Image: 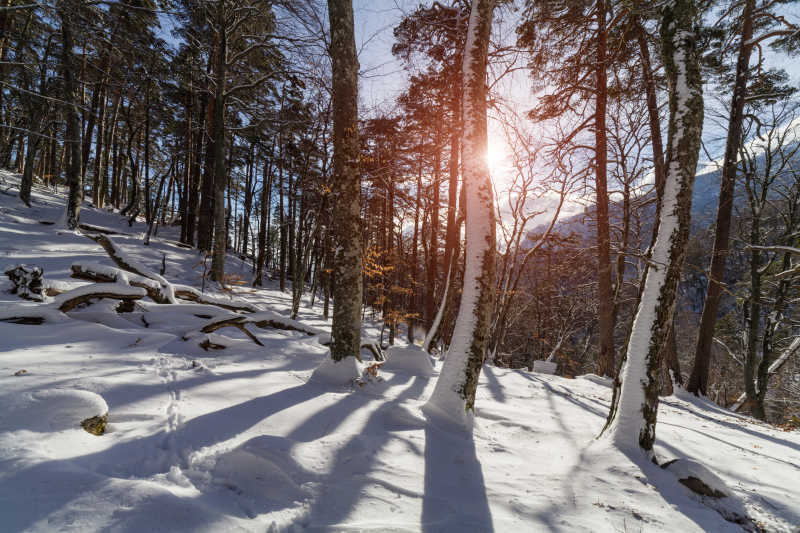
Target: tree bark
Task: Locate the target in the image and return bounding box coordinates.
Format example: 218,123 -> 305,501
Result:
424,0 -> 496,423
60,5 -> 82,230
687,0 -> 755,396
595,0 -> 615,378
210,8 -> 229,283
327,0 -> 363,361
603,0 -> 703,457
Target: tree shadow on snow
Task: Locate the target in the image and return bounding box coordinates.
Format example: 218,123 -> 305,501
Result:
300,374 -> 430,530
421,420 -> 494,532
655,438 -> 800,527
660,397 -> 800,454
481,365 -> 507,403
0,382 -> 327,532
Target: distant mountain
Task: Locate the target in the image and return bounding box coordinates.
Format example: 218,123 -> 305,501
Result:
527,141 -> 799,248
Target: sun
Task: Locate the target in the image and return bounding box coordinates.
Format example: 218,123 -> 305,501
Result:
486,140 -> 506,175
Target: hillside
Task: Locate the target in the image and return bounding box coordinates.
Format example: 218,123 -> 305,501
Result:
1,171 -> 799,532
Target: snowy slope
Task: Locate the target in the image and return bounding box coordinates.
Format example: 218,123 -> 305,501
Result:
1,171 -> 799,532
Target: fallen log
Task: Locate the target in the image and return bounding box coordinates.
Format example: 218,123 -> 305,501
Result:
78,223 -> 131,236
54,284 -> 147,312
71,263 -> 169,303
0,284 -> 146,323
173,284 -> 259,313
85,234 -> 176,303
192,316 -> 264,346
184,311 -> 322,347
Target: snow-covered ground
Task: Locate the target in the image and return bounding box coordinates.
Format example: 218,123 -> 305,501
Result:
1,171 -> 799,532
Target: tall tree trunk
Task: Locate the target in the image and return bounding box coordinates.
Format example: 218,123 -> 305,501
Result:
255,154 -> 274,285
181,84 -> 193,243
603,0 -> 703,457
424,0 -> 496,425
19,127 -> 40,206
60,6 -> 82,230
278,149 -> 287,291
408,161 -> 422,343
595,0 -> 615,378
197,91 -> 216,252
143,87 -> 152,225
187,92 -> 206,246
687,0 -> 755,396
634,15 -> 681,391
426,146 -> 441,328
327,0 -> 363,361
92,87 -> 107,207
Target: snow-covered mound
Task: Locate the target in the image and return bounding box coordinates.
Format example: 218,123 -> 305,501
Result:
2,389 -> 108,433
382,345 -> 435,376
1,170 -> 799,532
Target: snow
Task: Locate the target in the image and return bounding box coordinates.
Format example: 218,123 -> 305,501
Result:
309,354 -> 364,385
2,170 -> 800,532
662,458 -> 731,496
2,389 -> 108,433
382,346 -> 436,377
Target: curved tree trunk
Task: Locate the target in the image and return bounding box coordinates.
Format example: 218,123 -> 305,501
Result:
424,0 -> 496,426
603,0 -> 703,457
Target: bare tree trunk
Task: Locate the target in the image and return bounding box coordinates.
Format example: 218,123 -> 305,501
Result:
197,91 -> 215,252
210,14 -> 229,284
60,5 -> 82,230
255,154 -> 274,286
595,0 -> 615,379
426,146 -> 441,328
687,0 -> 755,396
328,0 -> 362,361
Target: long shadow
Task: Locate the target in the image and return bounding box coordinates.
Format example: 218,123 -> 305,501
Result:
660,397 -> 800,454
300,375 -> 430,530
421,420 -> 494,532
631,451 -> 756,532
0,382 -> 325,532
659,420 -> 800,470
655,437 -> 800,527
286,374 -> 410,444
482,365 -> 507,403
521,373 -> 607,419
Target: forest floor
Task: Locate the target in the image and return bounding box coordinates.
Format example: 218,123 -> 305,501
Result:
1,170 -> 799,532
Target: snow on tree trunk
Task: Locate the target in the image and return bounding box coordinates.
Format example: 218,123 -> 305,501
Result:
328,0 -> 362,362
603,0 -> 703,457
423,0 -> 496,429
